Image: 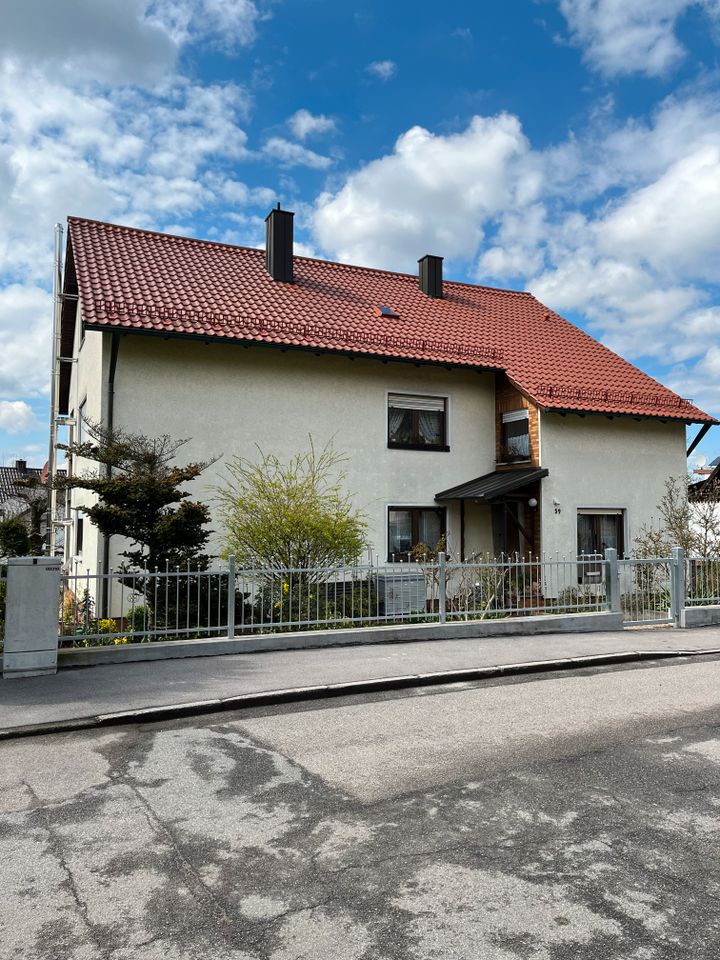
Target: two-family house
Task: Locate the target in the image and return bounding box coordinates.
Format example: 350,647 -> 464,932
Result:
55,208 -> 716,574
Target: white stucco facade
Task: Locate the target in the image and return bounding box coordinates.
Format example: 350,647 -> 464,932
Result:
539,413 -> 687,558
65,329 -> 692,573
70,333 -> 498,569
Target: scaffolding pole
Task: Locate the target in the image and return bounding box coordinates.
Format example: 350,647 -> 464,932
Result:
47,223 -> 63,557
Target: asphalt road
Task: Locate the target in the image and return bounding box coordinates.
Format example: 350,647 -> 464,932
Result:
3,657 -> 720,958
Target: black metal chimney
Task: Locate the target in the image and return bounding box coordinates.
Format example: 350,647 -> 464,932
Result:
418,254 -> 443,298
265,204 -> 294,282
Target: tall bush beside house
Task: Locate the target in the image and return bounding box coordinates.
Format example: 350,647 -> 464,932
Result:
59,419 -> 215,572
216,439 -> 368,628
634,475 -> 720,608
217,439 -> 367,569
634,476 -> 720,558
7,475 -> 50,554
58,419 -> 216,634
0,517 -> 31,558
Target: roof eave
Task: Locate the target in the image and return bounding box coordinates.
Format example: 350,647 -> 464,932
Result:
537,404 -> 717,427
81,321 -> 504,375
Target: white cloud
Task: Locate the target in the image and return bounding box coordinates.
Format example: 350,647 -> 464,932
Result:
312,95 -> 720,418
366,60 -> 397,81
262,137 -> 332,169
0,63 -> 258,282
597,145 -> 720,281
0,400 -> 40,435
557,0 -> 719,77
314,114 -> 531,271
0,285 -> 52,400
0,0 -> 276,446
287,108 -> 336,140
0,0 -> 262,87
146,0 -> 262,52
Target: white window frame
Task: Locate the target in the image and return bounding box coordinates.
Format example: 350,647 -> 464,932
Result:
385,390 -> 451,451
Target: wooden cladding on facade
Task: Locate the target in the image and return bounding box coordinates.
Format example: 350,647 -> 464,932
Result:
495,373 -> 541,468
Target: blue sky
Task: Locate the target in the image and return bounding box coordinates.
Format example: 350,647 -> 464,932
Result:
1,0 -> 719,467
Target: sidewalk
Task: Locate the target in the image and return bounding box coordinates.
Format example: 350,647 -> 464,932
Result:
3,626 -> 720,738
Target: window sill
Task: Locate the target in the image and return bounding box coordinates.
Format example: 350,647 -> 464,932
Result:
497,459 -> 533,466
388,442 -> 450,452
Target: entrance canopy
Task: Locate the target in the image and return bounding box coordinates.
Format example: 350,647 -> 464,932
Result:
435,467 -> 548,502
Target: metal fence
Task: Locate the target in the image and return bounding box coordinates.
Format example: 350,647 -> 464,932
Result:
60,563 -> 231,646
686,557 -> 720,607
60,553 -> 610,645
443,554 -> 607,620
56,549 -> 720,647
618,557 -> 675,626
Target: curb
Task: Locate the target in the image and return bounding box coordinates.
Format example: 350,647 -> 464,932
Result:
2,647 -> 719,742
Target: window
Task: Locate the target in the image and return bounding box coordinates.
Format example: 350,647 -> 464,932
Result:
388,394 -> 448,450
388,506 -> 446,562
75,517 -> 84,555
501,410 -> 530,462
577,510 -> 625,579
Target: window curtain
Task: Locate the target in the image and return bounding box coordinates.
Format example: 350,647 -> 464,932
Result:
418,411 -> 441,445
389,409 -> 408,442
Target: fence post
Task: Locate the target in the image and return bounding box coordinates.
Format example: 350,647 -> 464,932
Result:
226,555 -> 236,639
438,551 -> 446,624
604,547 -> 620,614
671,546 -> 685,627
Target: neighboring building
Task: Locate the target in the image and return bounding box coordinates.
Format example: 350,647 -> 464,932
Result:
57,210 -> 717,574
0,460 -> 42,521
693,455 -> 720,479
0,460 -> 65,555
690,461 -> 720,502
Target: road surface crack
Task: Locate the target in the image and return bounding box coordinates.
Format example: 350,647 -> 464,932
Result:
25,781 -> 113,960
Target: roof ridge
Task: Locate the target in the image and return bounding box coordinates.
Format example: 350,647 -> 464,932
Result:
67,216 -> 265,257
67,216 -> 533,298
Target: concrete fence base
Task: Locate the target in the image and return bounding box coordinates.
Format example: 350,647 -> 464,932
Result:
681,606 -> 720,628
52,611 -> 625,668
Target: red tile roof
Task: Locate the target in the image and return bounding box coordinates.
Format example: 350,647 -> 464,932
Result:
66,217 -> 715,424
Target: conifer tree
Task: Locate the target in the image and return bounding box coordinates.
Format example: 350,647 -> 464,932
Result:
59,420 -> 214,571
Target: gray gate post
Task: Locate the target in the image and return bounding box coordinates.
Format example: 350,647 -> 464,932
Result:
438,551 -> 447,624
3,557 -> 62,679
226,555 -> 236,640
604,547 -> 620,614
670,546 -> 685,627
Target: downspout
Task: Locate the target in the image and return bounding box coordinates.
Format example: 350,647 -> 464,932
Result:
101,333 -> 120,616
47,223 -> 63,556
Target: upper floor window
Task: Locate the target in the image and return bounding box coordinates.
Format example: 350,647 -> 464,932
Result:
388,393 -> 448,451
501,409 -> 529,462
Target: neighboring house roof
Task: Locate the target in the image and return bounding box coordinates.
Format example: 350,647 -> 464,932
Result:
690,461 -> 720,500
64,217 -> 716,424
0,462 -> 42,507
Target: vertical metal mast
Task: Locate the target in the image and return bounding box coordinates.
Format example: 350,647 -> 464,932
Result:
47,222 -> 63,557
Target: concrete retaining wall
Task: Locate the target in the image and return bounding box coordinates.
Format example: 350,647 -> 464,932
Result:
54,611 -> 625,668
681,605 -> 720,628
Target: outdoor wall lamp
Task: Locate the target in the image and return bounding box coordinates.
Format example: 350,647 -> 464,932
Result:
528,497 -> 538,509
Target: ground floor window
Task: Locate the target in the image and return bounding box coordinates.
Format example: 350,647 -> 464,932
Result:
388,506 -> 446,562
577,510 -> 625,579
